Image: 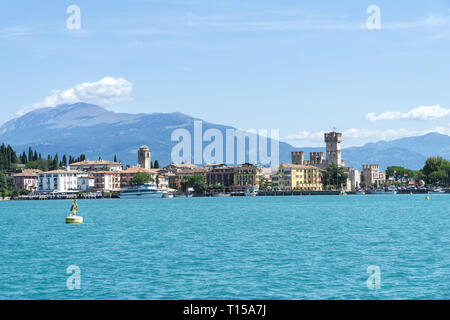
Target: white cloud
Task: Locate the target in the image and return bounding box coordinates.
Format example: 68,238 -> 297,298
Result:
385,15 -> 449,30
285,130 -> 325,141
366,105 -> 450,121
17,77 -> 133,116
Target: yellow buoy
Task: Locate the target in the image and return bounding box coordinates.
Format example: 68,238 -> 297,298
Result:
426,195 -> 430,200
66,199 -> 83,224
66,215 -> 83,223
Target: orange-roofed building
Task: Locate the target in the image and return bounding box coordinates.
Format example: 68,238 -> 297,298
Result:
120,166 -> 158,187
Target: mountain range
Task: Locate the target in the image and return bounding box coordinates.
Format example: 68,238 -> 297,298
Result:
0,103 -> 448,170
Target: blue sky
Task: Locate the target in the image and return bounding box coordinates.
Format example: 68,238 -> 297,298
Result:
1,0 -> 450,147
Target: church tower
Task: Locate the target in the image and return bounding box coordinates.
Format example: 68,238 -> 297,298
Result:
138,145 -> 151,169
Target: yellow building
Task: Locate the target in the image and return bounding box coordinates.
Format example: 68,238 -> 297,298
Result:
233,163 -> 261,186
277,164 -> 323,191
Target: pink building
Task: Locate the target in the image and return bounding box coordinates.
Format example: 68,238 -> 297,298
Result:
14,169 -> 42,191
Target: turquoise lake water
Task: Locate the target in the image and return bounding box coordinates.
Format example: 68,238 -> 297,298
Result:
1,194 -> 449,300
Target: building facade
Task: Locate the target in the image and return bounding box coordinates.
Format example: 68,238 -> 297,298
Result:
347,167 -> 361,191
138,145 -> 151,169
361,164 -> 386,188
162,163 -> 207,189
233,163 -> 261,186
77,175 -> 95,192
69,160 -> 122,172
276,164 -> 323,191
120,166 -> 158,187
14,169 -> 41,191
37,170 -> 81,193
206,165 -> 234,187
91,171 -> 121,192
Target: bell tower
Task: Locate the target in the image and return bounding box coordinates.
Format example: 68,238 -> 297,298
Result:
138,145 -> 151,169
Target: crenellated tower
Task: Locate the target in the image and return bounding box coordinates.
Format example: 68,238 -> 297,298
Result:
324,131 -> 342,166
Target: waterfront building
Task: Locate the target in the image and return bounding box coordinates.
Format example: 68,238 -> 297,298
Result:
347,167 -> 361,191
361,164 -> 386,188
77,175 -> 95,192
154,172 -> 170,190
206,165 -> 234,187
276,164 -> 323,191
68,160 -> 122,172
233,163 -> 261,186
163,163 -> 207,189
120,166 -> 158,187
138,145 -> 151,169
91,171 -> 121,192
13,169 -> 42,191
37,170 -> 81,193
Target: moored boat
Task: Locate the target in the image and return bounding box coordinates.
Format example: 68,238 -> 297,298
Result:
119,183 -> 163,198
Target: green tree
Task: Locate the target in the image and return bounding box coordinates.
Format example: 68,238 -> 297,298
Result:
52,154 -> 59,170
187,175 -> 207,194
28,147 -> 33,162
114,154 -> 117,162
428,170 -> 448,186
153,160 -> 159,169
422,157 -> 450,185
131,173 -> 154,185
322,164 -> 348,190
21,152 -> 27,164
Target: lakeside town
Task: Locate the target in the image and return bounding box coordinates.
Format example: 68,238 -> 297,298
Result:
0,130 -> 449,200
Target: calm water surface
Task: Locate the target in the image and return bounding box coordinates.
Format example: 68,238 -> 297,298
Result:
1,195 -> 449,299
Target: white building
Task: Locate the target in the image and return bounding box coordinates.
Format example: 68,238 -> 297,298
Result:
37,170 -> 81,193
68,160 -> 122,172
348,168 -> 361,191
77,175 -> 95,192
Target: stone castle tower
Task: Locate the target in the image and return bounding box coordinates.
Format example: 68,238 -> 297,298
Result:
324,131 -> 342,166
138,145 -> 151,169
291,151 -> 304,165
309,152 -> 324,165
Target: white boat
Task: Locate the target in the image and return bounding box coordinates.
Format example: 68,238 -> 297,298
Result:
120,183 -> 163,198
387,186 -> 398,194
356,190 -> 365,195
161,191 -> 173,198
432,187 -> 445,193
372,188 -> 386,194
245,186 -> 258,197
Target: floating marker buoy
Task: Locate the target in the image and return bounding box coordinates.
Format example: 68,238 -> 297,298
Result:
66,215 -> 83,223
66,199 -> 83,224
425,195 -> 430,200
